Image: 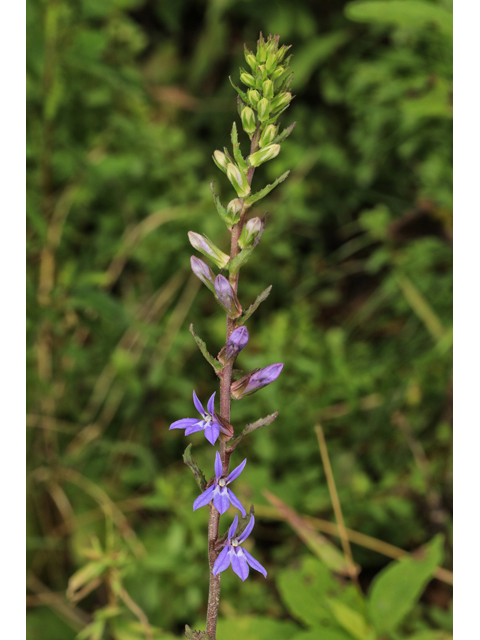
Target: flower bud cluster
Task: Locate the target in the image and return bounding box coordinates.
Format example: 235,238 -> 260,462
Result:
239,33 -> 294,146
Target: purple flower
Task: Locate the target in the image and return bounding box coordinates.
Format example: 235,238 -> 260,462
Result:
212,514 -> 267,581
169,391 -> 221,445
230,363 -> 284,399
214,275 -> 242,319
225,326 -> 249,363
193,451 -> 247,516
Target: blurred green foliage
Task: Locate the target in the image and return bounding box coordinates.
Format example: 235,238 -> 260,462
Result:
26,0 -> 452,638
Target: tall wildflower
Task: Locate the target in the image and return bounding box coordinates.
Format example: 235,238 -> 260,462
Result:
169,33 -> 295,640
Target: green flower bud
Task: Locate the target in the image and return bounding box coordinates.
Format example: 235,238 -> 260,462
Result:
248,89 -> 260,107
258,65 -> 268,81
188,232 -> 230,269
265,53 -> 277,74
227,199 -> 243,224
257,98 -> 270,122
270,92 -> 292,112
259,124 -> 277,148
256,37 -> 267,63
213,150 -> 229,173
240,72 -> 256,88
272,66 -> 285,81
241,107 -> 256,136
255,75 -> 264,91
262,80 -> 274,100
245,53 -> 257,71
239,217 -> 262,249
226,163 -> 251,198
248,144 -> 281,168
276,45 -> 289,63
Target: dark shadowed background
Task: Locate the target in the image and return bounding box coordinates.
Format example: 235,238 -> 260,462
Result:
26,0 -> 452,638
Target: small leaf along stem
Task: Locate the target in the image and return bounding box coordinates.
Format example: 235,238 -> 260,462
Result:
205,127 -> 260,640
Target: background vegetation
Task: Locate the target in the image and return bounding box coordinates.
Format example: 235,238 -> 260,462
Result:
26,0 -> 452,638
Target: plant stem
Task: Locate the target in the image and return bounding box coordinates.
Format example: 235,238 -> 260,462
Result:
205,130 -> 260,639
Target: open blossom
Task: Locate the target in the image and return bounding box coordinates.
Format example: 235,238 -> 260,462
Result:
213,514 -> 267,581
193,452 -> 246,516
169,391 -> 221,445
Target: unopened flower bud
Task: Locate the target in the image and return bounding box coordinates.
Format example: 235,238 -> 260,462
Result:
272,66 -> 285,81
226,163 -> 251,198
231,363 -> 284,399
248,144 -> 281,168
276,45 -> 289,63
241,107 -> 256,136
248,89 -> 260,107
265,53 -> 277,74
262,80 -> 274,100
226,199 -> 243,223
213,150 -> 229,172
245,53 -> 257,71
257,98 -> 270,122
190,256 -> 215,293
256,38 -> 267,63
188,232 -> 230,269
240,72 -> 256,88
259,124 -> 277,148
239,217 -> 262,249
270,92 -> 292,112
225,326 -> 249,363
214,275 -> 242,319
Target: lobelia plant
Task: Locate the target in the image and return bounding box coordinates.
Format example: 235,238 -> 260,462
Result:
170,33 -> 296,640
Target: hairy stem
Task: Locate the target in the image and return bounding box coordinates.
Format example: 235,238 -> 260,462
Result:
205,130 -> 260,639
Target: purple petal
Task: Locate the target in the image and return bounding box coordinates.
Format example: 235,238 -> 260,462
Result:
237,514 -> 255,543
204,423 -> 220,446
184,422 -> 205,435
243,549 -> 267,578
226,458 -> 247,484
169,418 -> 199,430
231,548 -> 249,581
192,390 -> 205,416
193,485 -> 215,511
212,547 -> 231,576
228,514 -> 239,539
227,489 -> 246,517
207,392 -> 216,416
214,451 -> 223,479
213,487 -> 230,515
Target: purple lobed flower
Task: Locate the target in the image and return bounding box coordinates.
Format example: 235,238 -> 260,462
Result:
212,514 -> 267,581
193,451 -> 247,517
169,391 -> 221,445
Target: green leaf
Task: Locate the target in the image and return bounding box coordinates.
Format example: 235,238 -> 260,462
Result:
227,411 -> 278,450
292,632 -> 352,640
327,599 -> 372,640
228,246 -> 254,277
345,1 -> 452,38
367,534 -> 444,635
182,444 -> 207,491
189,324 -> 222,373
230,122 -> 248,172
272,121 -> 296,146
277,556 -> 341,628
407,633 -> 453,640
215,615 -> 298,640
237,285 -> 272,325
210,182 -> 233,228
229,76 -> 250,103
184,625 -> 212,640
244,170 -> 290,206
